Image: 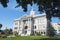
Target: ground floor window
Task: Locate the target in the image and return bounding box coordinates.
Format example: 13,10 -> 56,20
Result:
41,32 -> 43,34
25,31 -> 27,34
44,32 -> 45,34
41,32 -> 46,35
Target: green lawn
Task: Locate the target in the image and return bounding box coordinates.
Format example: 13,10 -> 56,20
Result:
0,36 -> 60,40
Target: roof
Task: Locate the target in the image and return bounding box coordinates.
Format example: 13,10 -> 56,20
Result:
14,13 -> 46,21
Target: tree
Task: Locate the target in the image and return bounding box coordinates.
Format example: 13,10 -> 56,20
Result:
0,0 -> 9,8
4,27 -> 13,35
0,24 -> 2,30
4,27 -> 9,34
46,20 -> 56,37
8,28 -> 13,34
0,0 -> 60,36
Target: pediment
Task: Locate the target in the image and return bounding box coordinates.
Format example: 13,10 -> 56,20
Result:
22,14 -> 28,18
20,14 -> 30,20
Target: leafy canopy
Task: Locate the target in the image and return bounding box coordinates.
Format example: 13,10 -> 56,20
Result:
0,0 -> 60,18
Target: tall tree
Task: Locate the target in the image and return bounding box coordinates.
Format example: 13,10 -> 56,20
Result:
0,24 -> 2,30
46,20 -> 56,37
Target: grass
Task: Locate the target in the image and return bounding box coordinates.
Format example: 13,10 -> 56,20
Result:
0,36 -> 60,40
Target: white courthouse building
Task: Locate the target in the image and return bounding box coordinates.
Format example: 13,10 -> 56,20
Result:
13,9 -> 60,36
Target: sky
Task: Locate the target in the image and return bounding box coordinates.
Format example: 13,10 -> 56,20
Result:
0,0 -> 59,30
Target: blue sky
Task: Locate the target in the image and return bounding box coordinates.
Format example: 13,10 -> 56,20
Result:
0,0 -> 59,30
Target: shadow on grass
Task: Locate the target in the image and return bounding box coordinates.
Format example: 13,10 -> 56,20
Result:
34,38 -> 60,40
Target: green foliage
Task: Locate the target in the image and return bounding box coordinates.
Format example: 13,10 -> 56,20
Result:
0,0 -> 9,7
4,28 -> 13,35
0,24 -> 2,30
46,20 -> 56,37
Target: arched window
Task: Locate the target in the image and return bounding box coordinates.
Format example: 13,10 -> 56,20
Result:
41,32 -> 43,34
44,32 -> 45,34
25,31 -> 27,34
25,26 -> 28,29
35,26 -> 36,29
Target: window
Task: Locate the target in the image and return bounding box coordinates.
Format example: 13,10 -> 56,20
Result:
38,18 -> 41,23
41,32 -> 43,34
25,26 -> 28,29
44,32 -> 45,34
14,27 -> 18,29
15,23 -> 18,25
35,26 -> 36,29
25,31 -> 27,34
35,31 -> 37,34
23,20 -> 26,24
23,20 -> 28,24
